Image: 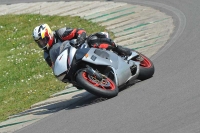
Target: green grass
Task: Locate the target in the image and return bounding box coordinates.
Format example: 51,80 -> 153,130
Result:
0,14 -> 113,122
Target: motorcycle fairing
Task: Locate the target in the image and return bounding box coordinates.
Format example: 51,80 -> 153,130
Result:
82,48 -> 132,86
53,49 -> 68,80
52,41 -> 77,80
75,48 -> 90,60
82,48 -> 118,69
68,46 -> 77,65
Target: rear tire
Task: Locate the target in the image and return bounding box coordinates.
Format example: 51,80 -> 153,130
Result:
137,54 -> 155,80
76,69 -> 119,98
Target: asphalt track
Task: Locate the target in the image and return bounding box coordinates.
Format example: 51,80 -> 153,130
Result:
1,0 -> 200,133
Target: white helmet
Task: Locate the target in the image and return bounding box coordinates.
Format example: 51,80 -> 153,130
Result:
33,24 -> 54,50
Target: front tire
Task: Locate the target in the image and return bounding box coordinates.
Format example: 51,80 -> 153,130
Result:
76,69 -> 119,98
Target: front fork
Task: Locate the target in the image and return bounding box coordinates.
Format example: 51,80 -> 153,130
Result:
85,65 -> 103,81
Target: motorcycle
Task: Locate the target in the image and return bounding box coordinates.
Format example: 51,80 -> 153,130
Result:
51,39 -> 154,98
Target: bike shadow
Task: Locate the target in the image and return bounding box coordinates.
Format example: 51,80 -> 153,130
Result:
5,86 -> 134,130
9,91 -> 94,118
65,93 -> 108,110
10,83 -> 136,119
65,82 -> 138,110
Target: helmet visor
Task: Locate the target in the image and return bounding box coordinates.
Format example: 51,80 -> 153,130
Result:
36,37 -> 48,49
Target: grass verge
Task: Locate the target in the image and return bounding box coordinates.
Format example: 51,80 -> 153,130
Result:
0,14 -> 113,122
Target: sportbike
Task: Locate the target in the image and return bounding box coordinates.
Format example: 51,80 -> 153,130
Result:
52,39 -> 154,98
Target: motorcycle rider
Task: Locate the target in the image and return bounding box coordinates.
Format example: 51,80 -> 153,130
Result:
32,23 -> 132,67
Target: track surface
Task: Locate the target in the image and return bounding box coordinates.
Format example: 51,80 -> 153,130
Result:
1,0 -> 200,133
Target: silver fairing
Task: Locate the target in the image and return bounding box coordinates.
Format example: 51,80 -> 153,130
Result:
53,49 -> 68,77
53,44 -> 77,81
82,48 -> 138,86
82,48 -> 118,68
68,46 -> 77,66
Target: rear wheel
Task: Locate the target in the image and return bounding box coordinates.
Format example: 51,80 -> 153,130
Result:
76,69 -> 119,98
135,53 -> 155,80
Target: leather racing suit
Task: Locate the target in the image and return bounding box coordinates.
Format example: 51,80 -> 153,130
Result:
44,27 -> 86,67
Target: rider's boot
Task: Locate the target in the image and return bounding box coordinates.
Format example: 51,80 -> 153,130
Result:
112,43 -> 132,57
112,42 -> 137,73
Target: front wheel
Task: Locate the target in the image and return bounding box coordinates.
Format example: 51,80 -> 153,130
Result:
76,69 -> 119,98
136,53 -> 155,80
